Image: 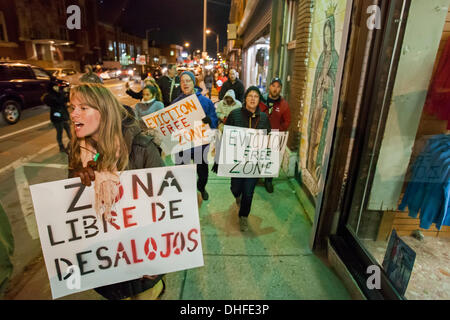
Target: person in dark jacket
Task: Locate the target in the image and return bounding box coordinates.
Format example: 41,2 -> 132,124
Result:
223,86 -> 271,232
67,83 -> 165,300
172,71 -> 218,201
157,64 -> 181,106
204,69 -> 214,99
43,81 -> 72,153
260,77 -> 291,193
219,69 -> 245,103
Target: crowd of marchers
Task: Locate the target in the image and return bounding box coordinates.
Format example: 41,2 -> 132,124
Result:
40,62 -> 291,300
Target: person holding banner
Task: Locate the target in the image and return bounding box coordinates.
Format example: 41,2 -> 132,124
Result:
67,83 -> 166,300
260,77 -> 292,193
173,71 -> 218,201
223,86 -> 271,232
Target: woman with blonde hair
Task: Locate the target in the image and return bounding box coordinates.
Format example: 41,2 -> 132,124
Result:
68,83 -> 165,300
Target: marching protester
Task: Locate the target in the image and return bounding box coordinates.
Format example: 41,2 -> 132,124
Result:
216,89 -> 242,132
219,69 -> 245,103
79,65 -> 103,84
219,86 -> 271,232
173,71 -> 218,201
133,85 -> 165,154
204,69 -> 214,99
134,85 -> 164,125
67,83 -> 166,300
42,80 -> 72,153
215,70 -> 228,95
260,77 -> 291,193
157,64 -> 181,106
195,67 -> 208,96
125,77 -> 163,103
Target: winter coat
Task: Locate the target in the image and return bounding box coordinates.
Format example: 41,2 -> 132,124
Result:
219,78 -> 245,103
134,99 -> 164,119
225,104 -> 271,132
260,93 -> 292,131
157,75 -> 181,107
216,89 -> 242,122
43,90 -> 70,123
173,88 -> 218,129
204,73 -> 214,89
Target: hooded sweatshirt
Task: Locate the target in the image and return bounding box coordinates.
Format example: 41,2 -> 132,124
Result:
216,89 -> 242,122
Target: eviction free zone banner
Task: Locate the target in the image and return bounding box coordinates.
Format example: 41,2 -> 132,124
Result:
29,164 -> 203,299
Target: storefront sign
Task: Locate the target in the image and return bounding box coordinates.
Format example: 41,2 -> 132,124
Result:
141,95 -> 213,155
136,55 -> 146,65
30,165 -> 203,299
217,125 -> 288,178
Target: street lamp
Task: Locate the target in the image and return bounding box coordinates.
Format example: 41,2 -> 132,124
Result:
206,29 -> 219,56
184,42 -> 190,48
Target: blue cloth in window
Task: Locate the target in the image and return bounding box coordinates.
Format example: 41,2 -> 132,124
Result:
399,134 -> 450,230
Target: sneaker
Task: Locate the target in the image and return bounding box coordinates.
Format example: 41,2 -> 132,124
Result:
235,196 -> 241,207
59,146 -> 66,153
239,216 -> 248,232
200,190 -> 209,201
264,180 -> 274,193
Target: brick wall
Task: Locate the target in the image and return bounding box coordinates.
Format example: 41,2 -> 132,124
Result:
287,0 -> 313,152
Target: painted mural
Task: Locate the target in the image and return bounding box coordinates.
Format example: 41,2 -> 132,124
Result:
300,0 -> 348,198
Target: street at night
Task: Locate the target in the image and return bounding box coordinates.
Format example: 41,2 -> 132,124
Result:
0,0 -> 449,308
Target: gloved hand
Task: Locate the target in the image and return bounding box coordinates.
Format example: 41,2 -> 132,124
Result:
211,162 -> 218,173
73,160 -> 97,186
202,116 -> 212,126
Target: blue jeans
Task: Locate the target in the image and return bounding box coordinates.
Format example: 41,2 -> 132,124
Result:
230,178 -> 259,217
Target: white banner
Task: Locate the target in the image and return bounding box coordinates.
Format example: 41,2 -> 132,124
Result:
217,125 -> 289,178
30,165 -> 203,299
141,95 -> 213,155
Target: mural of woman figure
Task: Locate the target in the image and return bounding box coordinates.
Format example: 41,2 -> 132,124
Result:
306,11 -> 339,182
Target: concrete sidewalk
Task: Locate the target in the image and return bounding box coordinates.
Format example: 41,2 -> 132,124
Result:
4,152 -> 351,300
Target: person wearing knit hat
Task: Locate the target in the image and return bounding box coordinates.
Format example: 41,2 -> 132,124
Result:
217,85 -> 271,232
172,70 -> 218,201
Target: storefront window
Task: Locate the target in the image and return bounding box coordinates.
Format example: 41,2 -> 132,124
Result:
344,1 -> 450,300
243,35 -> 270,91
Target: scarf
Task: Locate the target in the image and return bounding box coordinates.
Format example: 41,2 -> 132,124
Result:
80,139 -> 120,222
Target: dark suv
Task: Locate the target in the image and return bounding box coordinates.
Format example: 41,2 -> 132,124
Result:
0,63 -> 69,124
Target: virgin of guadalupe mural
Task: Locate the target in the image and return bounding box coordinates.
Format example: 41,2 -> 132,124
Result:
306,4 -> 340,182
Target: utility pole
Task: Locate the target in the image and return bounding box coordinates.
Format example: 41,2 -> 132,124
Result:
203,0 -> 207,58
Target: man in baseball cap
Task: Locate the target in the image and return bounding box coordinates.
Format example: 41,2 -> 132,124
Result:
260,77 -> 291,193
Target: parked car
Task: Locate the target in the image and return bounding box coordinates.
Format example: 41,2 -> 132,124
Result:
0,63 -> 69,124
44,67 -> 81,85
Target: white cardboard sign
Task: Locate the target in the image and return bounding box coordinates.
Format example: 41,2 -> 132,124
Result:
30,164 -> 203,299
217,125 -> 289,178
141,95 -> 213,155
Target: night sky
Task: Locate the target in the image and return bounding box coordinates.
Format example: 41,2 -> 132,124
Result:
97,0 -> 231,58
